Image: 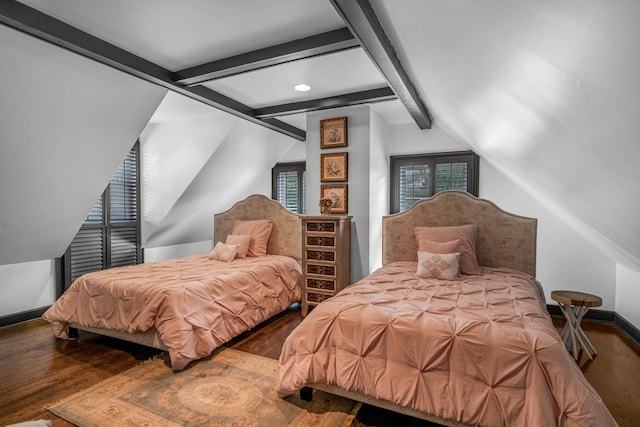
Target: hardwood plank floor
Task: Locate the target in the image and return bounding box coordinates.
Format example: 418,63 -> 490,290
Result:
0,306 -> 638,426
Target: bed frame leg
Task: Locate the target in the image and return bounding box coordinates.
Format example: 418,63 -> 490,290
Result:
68,327 -> 79,340
300,387 -> 313,401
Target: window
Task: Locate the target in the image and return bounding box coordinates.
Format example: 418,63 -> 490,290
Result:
390,151 -> 479,213
272,162 -> 306,214
59,142 -> 141,294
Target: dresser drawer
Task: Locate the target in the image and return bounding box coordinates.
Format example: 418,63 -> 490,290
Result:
306,277 -> 336,291
306,235 -> 335,247
306,249 -> 335,262
305,221 -> 336,233
306,263 -> 335,276
306,292 -> 333,304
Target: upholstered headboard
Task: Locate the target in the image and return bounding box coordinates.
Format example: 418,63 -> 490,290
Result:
214,194 -> 303,264
382,191 -> 537,276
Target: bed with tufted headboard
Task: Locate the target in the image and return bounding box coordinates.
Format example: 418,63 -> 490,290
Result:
277,191 -> 616,427
43,194 -> 303,370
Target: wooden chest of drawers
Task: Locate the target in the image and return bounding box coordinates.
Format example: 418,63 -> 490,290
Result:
301,216 -> 351,316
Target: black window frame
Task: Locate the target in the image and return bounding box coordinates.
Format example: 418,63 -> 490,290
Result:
390,151 -> 479,213
272,161 -> 306,214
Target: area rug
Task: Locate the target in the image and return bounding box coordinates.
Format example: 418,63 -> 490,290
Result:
47,347 -> 360,427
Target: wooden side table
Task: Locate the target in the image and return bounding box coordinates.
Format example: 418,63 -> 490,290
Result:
551,290 -> 602,360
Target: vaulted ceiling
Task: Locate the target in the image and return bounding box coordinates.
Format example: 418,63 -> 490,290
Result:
1,0 -> 639,271
1,0 -> 429,140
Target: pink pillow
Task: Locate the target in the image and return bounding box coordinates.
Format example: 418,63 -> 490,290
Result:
414,225 -> 480,275
226,234 -> 251,258
232,220 -> 273,257
209,242 -> 238,262
416,251 -> 460,280
419,239 -> 460,255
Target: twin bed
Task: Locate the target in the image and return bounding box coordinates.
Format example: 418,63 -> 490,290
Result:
277,191 -> 617,427
43,192 -> 616,426
43,194 -> 303,370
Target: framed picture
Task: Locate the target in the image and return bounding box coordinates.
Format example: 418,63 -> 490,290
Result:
320,184 -> 348,214
320,152 -> 348,182
320,117 -> 348,148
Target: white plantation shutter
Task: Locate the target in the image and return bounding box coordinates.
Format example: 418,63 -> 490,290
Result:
62,142 -> 141,291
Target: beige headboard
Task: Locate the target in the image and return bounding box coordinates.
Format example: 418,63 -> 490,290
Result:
382,191 -> 537,277
214,194 -> 302,264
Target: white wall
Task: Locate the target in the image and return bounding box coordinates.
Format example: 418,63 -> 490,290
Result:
616,265 -> 640,329
481,165 -> 617,308
368,110 -> 390,270
0,261 -> 55,315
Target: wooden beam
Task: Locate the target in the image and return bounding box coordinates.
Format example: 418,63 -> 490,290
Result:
255,87 -> 396,119
330,0 -> 432,129
174,28 -> 360,86
0,1 -> 306,140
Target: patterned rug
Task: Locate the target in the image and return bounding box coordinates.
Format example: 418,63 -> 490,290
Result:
47,347 -> 360,427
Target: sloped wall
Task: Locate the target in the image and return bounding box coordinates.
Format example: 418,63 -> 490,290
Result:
141,117 -> 299,249
0,25 -> 166,266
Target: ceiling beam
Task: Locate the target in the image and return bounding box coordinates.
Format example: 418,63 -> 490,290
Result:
255,87 -> 396,119
174,28 -> 360,86
330,0 -> 432,129
0,1 -> 306,140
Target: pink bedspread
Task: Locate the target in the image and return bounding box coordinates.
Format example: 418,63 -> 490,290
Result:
44,254 -> 301,370
277,262 -> 617,427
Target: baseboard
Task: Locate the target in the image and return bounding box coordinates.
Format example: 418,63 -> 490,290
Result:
613,312 -> 640,346
0,306 -> 49,328
546,304 -> 614,322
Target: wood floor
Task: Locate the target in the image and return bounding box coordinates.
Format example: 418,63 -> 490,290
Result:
1,306 -> 639,426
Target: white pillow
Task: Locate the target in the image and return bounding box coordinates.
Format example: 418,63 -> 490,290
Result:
416,251 -> 460,280
209,242 -> 238,262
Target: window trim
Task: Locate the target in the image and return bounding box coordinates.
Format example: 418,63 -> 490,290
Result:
390,150 -> 479,213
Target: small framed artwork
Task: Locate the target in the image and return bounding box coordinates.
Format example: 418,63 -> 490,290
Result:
320,184 -> 348,214
320,152 -> 348,182
320,117 -> 348,149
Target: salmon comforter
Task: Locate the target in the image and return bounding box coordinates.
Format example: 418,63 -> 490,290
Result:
277,262 -> 617,427
44,254 -> 301,370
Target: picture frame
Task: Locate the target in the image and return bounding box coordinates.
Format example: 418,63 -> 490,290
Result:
320,117 -> 348,149
320,152 -> 348,182
320,184 -> 348,214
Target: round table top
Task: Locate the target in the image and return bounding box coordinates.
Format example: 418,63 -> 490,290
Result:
551,290 -> 602,307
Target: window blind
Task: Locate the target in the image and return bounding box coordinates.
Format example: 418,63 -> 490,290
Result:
391,151 -> 479,213
61,142 -> 141,293
272,162 -> 306,214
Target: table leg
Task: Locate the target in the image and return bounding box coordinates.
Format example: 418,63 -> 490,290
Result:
558,303 -> 579,360
558,303 -> 598,360
573,306 -> 597,358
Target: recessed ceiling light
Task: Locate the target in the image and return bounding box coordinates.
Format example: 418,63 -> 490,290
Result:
294,83 -> 311,92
